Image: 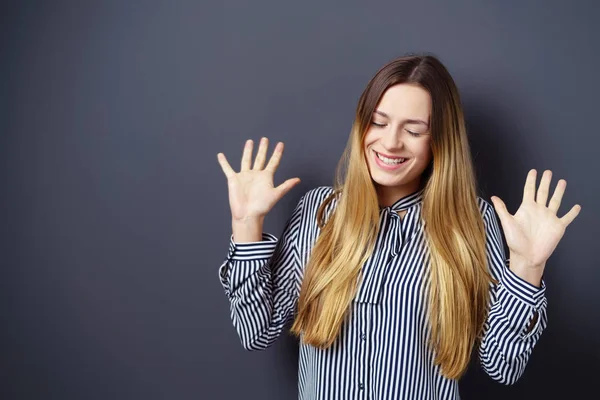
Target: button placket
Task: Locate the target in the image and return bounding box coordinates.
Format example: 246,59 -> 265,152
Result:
364,306 -> 376,399
355,303 -> 373,399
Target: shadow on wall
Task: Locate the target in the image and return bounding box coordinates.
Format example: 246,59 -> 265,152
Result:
460,93 -> 598,399
461,324 -> 597,399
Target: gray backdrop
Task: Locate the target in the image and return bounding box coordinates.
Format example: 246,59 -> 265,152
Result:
2,0 -> 599,399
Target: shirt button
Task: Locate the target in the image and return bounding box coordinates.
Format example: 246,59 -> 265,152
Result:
358,383 -> 364,390
361,333 -> 366,341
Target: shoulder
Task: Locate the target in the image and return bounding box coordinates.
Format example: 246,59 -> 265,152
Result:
476,195 -> 494,217
298,186 -> 337,220
476,195 -> 502,234
301,186 -> 336,205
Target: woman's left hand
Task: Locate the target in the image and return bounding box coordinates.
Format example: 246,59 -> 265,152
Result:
490,169 -> 581,272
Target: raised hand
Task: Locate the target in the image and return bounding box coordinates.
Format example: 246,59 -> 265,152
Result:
217,137 -> 301,222
490,169 -> 582,274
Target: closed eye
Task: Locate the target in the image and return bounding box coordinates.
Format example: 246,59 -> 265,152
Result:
371,121 -> 424,137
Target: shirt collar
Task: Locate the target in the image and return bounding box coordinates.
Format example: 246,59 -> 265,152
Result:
380,187 -> 425,213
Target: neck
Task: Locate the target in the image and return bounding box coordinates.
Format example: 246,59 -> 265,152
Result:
376,180 -> 421,208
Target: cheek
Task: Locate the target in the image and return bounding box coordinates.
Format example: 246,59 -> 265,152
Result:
362,134 -> 370,155
363,129 -> 376,148
417,140 -> 432,161
421,147 -> 432,162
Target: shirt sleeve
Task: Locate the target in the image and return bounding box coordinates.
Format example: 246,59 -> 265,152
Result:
477,200 -> 548,385
218,193 -> 305,351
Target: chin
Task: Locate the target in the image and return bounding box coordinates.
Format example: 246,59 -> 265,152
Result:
374,178 -> 407,188
370,172 -> 404,185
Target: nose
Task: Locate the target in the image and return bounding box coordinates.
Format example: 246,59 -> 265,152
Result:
380,126 -> 405,151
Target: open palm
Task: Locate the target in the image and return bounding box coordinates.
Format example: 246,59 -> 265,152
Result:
217,138 -> 301,221
491,169 -> 581,268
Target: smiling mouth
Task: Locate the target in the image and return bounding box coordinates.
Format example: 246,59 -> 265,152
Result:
374,150 -> 409,165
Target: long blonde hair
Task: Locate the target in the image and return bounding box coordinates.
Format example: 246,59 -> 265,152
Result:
290,54 -> 495,380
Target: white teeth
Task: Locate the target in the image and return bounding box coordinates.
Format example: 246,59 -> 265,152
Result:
376,151 -> 405,164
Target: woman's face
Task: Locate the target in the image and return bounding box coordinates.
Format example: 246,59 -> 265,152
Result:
363,83 -> 433,203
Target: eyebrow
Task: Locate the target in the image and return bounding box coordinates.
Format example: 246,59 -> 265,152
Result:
373,110 -> 429,127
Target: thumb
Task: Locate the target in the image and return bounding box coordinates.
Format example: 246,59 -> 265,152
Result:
490,196 -> 510,227
275,177 -> 301,198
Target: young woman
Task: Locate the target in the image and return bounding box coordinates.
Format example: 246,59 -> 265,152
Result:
216,54 -> 581,399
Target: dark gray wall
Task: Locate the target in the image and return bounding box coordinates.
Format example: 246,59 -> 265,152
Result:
2,0 -> 599,399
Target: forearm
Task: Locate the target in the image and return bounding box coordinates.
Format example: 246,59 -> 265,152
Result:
479,308 -> 547,385
219,234 -> 293,350
508,253 -> 545,332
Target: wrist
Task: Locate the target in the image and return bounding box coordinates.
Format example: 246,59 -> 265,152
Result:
232,215 -> 265,225
509,253 -> 545,288
232,216 -> 265,243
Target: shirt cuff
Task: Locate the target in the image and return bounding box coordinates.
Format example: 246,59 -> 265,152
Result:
500,260 -> 546,310
218,233 -> 279,293
227,232 -> 279,261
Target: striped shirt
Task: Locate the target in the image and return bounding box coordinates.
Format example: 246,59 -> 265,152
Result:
218,186 -> 548,399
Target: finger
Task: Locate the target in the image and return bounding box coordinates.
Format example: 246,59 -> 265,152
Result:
491,196 -> 511,229
265,142 -> 284,172
560,204 -> 582,227
548,179 -> 566,213
253,137 -> 269,170
523,169 -> 537,203
275,177 -> 301,197
536,170 -> 552,207
217,153 -> 236,179
241,139 -> 254,171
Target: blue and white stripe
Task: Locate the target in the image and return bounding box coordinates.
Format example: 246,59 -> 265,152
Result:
219,186 -> 548,399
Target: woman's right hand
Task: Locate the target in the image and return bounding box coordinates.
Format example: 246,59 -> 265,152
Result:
217,137 -> 301,222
